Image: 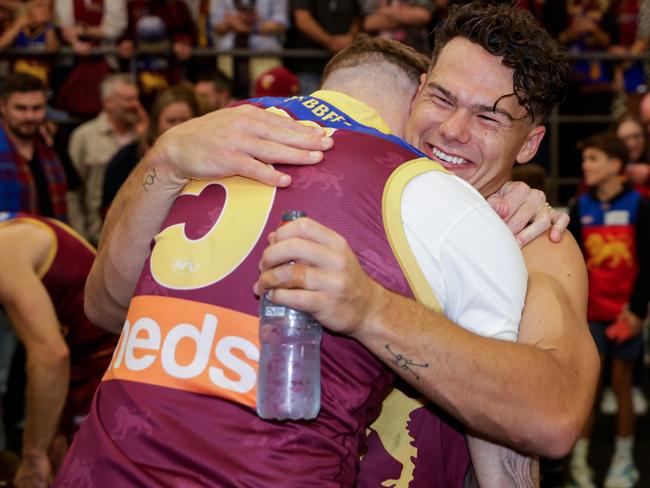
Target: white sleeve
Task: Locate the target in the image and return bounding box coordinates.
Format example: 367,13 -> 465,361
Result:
210,0 -> 227,27
54,0 -> 74,27
401,171 -> 527,342
270,0 -> 289,27
101,0 -> 127,41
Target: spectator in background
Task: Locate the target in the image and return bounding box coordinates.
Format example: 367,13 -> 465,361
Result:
621,0 -> 650,99
54,0 -> 127,118
556,0 -> 620,187
286,0 -> 361,95
253,65 -> 299,98
102,85 -> 199,211
615,113 -> 650,195
516,0 -> 562,35
558,0 -> 620,115
361,0 -> 432,55
118,0 -> 195,109
568,132 -> 650,488
0,213 -> 118,488
194,69 -> 232,113
0,72 -> 66,221
638,89 -> 650,132
609,0 -> 646,116
0,0 -> 59,88
183,0 -> 216,78
211,0 -> 288,99
0,1 -> 22,31
184,0 -> 216,44
67,74 -> 144,245
55,0 -> 126,54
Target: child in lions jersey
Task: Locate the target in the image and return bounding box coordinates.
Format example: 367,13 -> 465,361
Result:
568,132 -> 650,488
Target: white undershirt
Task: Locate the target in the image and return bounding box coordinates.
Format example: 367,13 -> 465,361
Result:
401,171 -> 527,342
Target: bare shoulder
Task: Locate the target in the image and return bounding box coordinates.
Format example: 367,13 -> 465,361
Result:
521,231 -> 587,290
0,221 -> 53,269
519,231 -> 589,343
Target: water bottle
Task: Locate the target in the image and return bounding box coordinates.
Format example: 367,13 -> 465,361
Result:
256,211 -> 323,420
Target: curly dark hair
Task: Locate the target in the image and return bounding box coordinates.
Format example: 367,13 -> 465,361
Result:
432,2 -> 571,123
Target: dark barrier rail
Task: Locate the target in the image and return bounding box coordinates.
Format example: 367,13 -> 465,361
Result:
2,47 -> 649,204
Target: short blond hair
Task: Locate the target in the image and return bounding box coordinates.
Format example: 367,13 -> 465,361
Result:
321,34 -> 429,87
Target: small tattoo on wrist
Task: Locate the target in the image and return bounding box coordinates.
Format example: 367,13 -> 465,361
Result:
385,344 -> 429,380
142,168 -> 157,191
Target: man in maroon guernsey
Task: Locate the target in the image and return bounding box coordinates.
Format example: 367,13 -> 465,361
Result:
0,213 -> 117,487
50,33 -> 553,486
59,6 -> 598,488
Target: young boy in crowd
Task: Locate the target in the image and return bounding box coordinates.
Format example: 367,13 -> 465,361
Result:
569,132 -> 650,488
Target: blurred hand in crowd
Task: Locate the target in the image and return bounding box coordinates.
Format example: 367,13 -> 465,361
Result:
626,162 -> 650,185
117,39 -> 135,58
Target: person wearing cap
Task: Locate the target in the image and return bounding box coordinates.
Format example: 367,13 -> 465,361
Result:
254,66 -> 300,98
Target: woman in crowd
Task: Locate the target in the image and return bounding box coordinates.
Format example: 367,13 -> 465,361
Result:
615,114 -> 650,196
101,85 -> 199,212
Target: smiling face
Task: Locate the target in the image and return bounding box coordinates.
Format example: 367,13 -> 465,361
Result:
0,91 -> 46,141
405,37 -> 546,196
105,82 -> 141,128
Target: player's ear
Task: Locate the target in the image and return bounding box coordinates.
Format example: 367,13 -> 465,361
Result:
516,125 -> 546,164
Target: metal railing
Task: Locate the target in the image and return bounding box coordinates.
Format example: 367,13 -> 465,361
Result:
3,46 -> 648,204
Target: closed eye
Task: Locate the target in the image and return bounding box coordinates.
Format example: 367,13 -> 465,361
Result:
433,95 -> 453,107
477,112 -> 511,127
478,114 -> 499,123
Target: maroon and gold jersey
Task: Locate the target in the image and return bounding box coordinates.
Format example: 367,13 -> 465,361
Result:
0,214 -> 117,436
55,92 -> 469,487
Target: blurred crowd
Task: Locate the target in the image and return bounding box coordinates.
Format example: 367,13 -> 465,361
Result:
0,1 -> 649,203
0,1 -> 649,488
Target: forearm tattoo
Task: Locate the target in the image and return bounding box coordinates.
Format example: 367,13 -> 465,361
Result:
385,344 -> 429,381
501,452 -> 539,487
142,168 -> 157,191
464,449 -> 540,487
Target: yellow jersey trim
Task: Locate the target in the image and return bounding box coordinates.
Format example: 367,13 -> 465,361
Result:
310,90 -> 392,134
382,159 -> 451,312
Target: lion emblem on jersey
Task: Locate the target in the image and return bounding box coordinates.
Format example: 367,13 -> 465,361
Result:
292,167 -> 343,196
110,406 -> 153,440
56,458 -> 93,488
585,233 -> 633,269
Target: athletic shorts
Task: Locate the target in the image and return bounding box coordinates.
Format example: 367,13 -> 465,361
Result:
589,321 -> 644,361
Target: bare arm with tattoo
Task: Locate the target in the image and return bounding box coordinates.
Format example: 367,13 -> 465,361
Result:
85,106 -> 333,332
255,217 -> 598,457
464,439 -> 540,487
